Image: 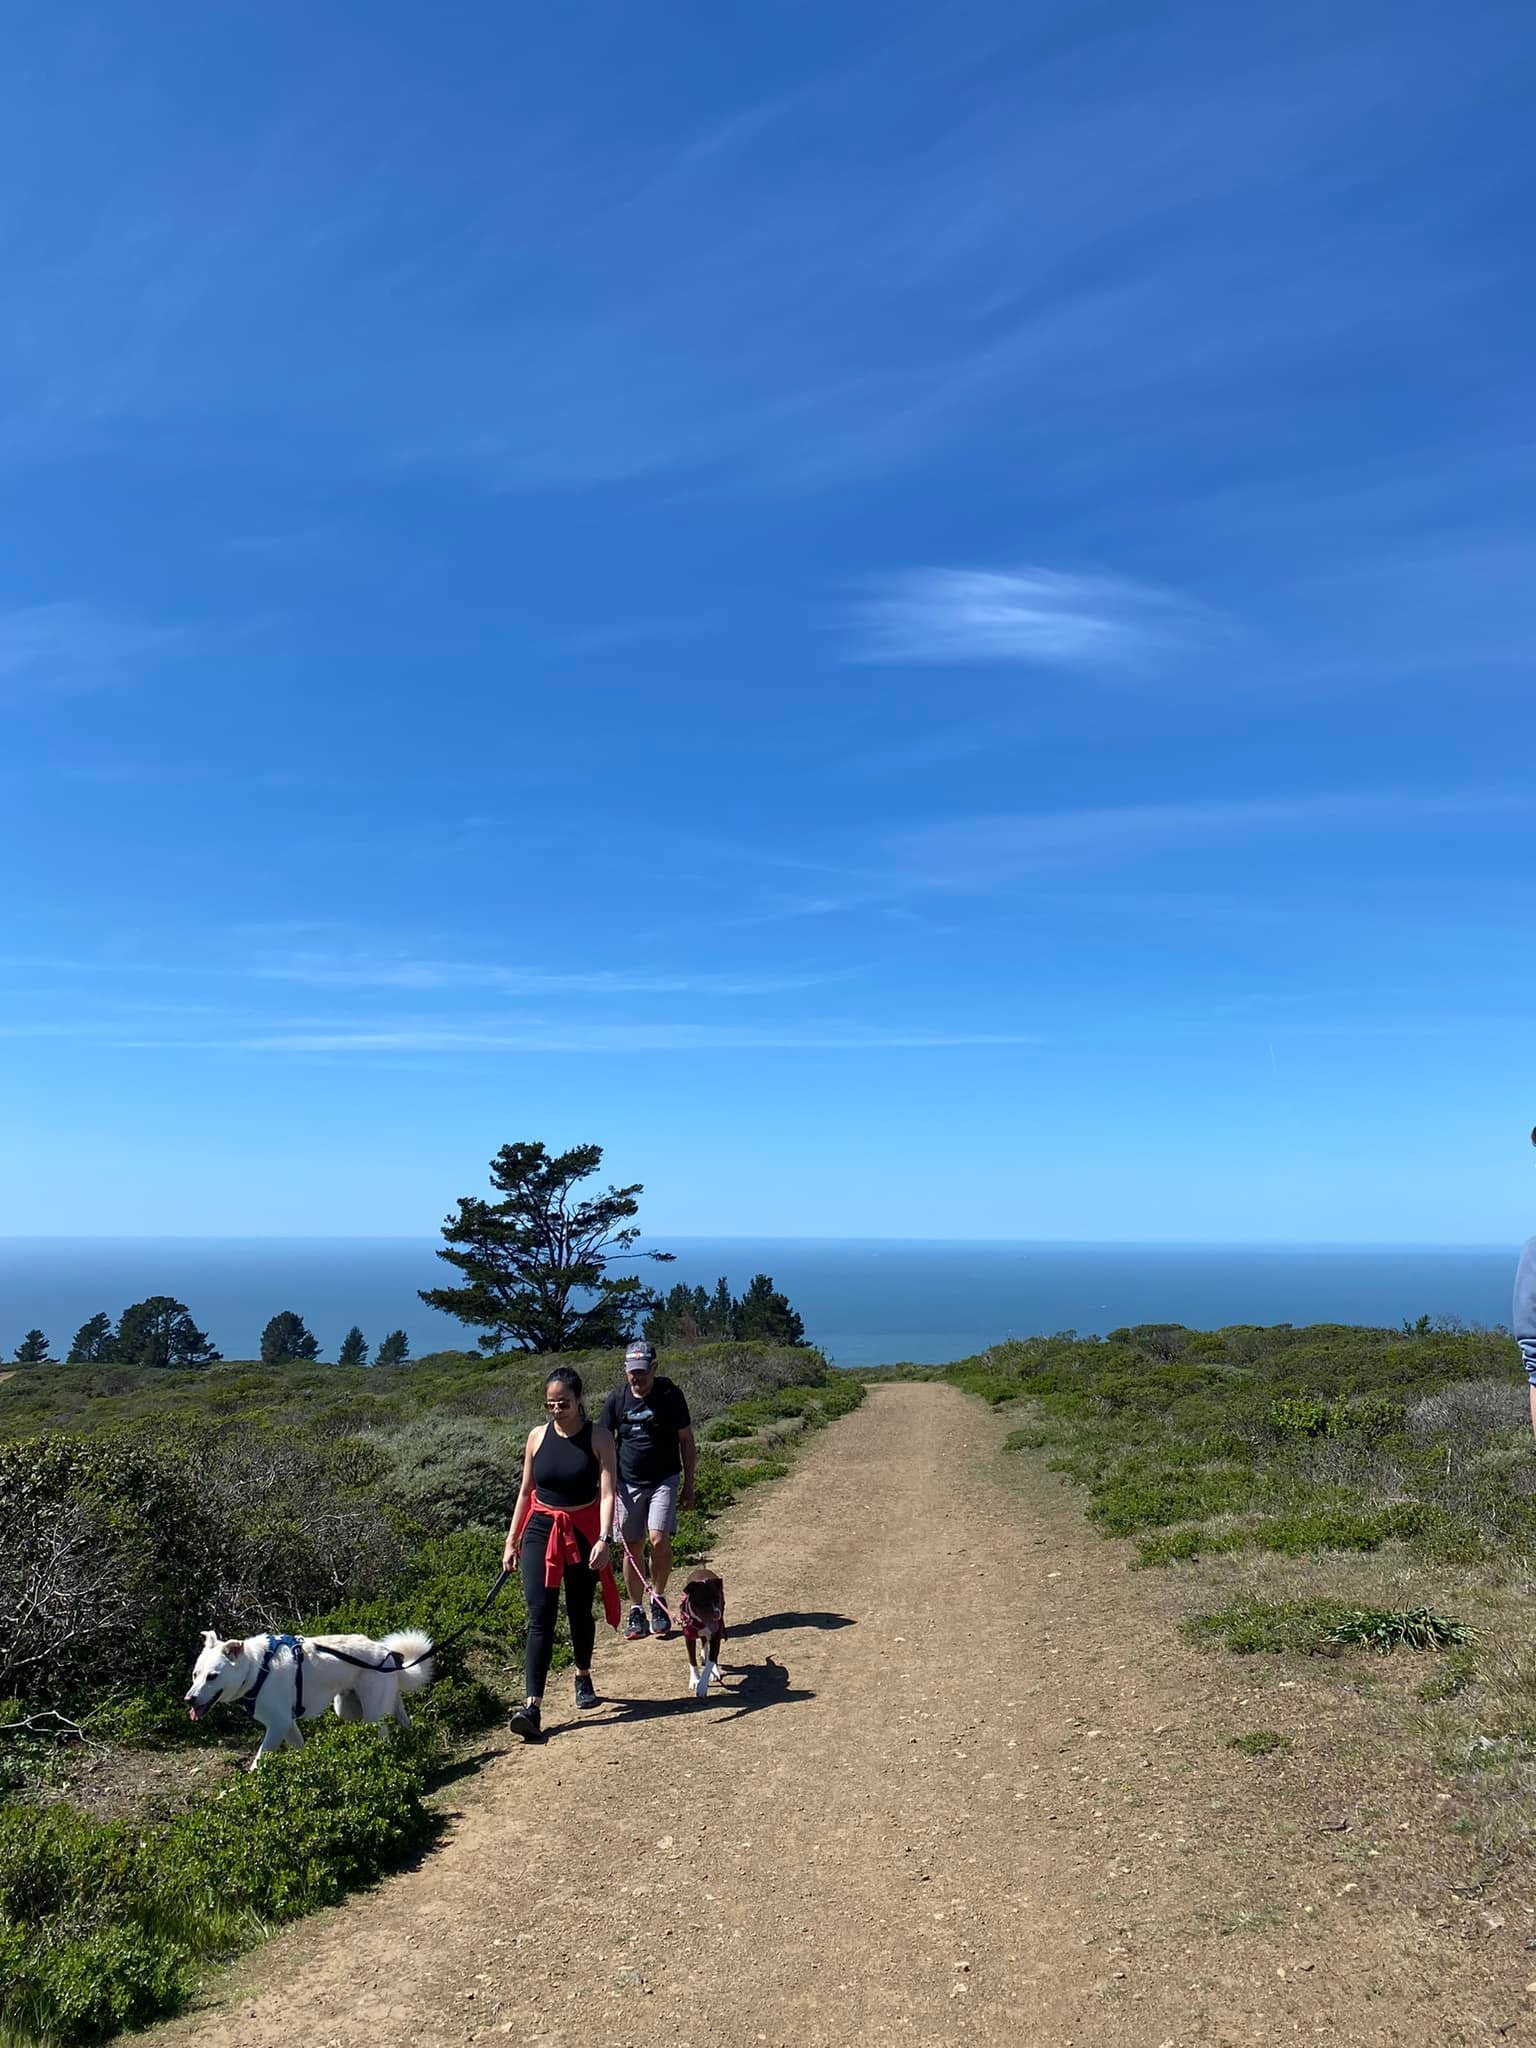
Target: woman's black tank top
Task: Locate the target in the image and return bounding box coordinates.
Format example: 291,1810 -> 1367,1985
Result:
531,1417 -> 600,1508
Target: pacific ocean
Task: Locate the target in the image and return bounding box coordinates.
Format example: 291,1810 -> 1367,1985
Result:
0,1237 -> 1521,1368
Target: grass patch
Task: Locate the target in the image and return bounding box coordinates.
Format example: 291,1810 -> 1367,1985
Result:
1184,1597 -> 1359,1655
1227,1730 -> 1293,1757
1185,1595 -> 1472,1657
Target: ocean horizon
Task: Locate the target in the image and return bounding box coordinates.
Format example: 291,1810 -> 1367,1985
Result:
0,1236 -> 1522,1369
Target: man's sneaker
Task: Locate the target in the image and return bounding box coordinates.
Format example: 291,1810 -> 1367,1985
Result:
508,1701 -> 542,1743
624,1605 -> 650,1641
650,1596 -> 672,1638
574,1674 -> 599,1710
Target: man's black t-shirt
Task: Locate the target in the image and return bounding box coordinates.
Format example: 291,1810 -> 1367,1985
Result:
599,1376 -> 692,1486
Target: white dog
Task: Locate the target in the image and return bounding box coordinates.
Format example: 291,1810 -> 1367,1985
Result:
183,1626 -> 434,1769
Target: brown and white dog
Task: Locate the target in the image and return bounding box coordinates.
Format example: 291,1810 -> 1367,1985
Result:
679,1568 -> 725,1700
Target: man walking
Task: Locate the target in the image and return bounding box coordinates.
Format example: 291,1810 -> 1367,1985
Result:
601,1340 -> 696,1639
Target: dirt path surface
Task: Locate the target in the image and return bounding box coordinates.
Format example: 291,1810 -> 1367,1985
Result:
157,1386 -> 1528,2048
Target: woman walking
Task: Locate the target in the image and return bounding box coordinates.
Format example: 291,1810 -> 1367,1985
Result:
503,1365 -> 623,1741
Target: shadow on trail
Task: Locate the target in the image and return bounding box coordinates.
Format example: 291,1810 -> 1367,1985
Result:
428,1747 -> 501,1790
545,1656 -> 813,1739
725,1610 -> 855,1641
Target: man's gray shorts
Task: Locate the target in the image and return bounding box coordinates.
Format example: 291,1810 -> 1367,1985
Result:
619,1476 -> 680,1543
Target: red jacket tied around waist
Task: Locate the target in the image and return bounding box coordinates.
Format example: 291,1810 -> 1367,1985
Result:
513,1494 -> 622,1629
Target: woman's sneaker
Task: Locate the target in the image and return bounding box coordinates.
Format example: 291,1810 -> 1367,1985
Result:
509,1701 -> 542,1742
574,1674 -> 599,1710
624,1605 -> 650,1641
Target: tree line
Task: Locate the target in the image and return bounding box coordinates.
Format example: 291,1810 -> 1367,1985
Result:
9,1303 -> 411,1369
642,1273 -> 806,1348
9,1136 -> 812,1366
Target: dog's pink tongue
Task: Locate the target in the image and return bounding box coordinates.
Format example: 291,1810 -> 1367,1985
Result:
188,1706 -> 199,1722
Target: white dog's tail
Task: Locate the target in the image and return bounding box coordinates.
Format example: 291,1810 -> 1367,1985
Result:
382,1631 -> 434,1691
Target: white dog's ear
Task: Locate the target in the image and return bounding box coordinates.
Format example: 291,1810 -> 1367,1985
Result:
202,1627 -> 216,1644
221,1639 -> 242,1658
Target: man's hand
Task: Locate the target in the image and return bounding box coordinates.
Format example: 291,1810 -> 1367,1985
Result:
680,1485 -> 696,1512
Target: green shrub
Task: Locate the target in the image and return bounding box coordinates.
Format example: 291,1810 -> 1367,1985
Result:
1319,1606 -> 1472,1652
1227,1730 -> 1292,1756
370,1415 -> 522,1535
0,1437 -> 229,1709
1269,1396 -> 1331,1437
1087,1466 -> 1259,1536
0,1725 -> 434,2044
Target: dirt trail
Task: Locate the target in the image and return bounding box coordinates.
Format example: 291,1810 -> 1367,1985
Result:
158,1386 -> 1527,2048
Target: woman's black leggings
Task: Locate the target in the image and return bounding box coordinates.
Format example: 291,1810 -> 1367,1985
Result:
520,1514 -> 597,1697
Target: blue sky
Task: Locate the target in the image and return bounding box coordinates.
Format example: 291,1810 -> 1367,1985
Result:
4,0 -> 1535,1243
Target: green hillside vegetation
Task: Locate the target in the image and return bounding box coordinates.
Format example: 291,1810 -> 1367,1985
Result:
0,1342 -> 862,2046
892,1318 -> 1532,1572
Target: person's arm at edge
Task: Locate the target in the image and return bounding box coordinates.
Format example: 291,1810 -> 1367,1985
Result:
1515,1236 -> 1536,1440
503,1426 -> 541,1570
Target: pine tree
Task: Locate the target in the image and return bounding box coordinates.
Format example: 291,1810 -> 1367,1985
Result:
705,1276 -> 735,1340
732,1273 -> 808,1347
260,1310 -> 320,1364
12,1328 -> 52,1364
67,1312 -> 114,1363
337,1326 -> 369,1368
114,1297 -> 222,1368
376,1329 -> 410,1367
420,1140 -> 674,1353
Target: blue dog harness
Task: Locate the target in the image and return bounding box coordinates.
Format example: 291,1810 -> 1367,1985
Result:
237,1632 -> 305,1720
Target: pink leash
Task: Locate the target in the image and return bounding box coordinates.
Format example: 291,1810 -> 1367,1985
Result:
618,1531 -> 674,1633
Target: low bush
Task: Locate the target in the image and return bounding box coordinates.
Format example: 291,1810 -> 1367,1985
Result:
0,1438 -> 228,1708
0,1724 -> 433,2044
368,1415 -> 522,1536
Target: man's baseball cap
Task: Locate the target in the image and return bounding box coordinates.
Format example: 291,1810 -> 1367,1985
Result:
624,1342 -> 657,1371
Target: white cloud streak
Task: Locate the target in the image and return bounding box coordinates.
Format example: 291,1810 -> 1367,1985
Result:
112,1022 -> 1039,1055
846,567 -> 1207,669
246,956 -> 831,997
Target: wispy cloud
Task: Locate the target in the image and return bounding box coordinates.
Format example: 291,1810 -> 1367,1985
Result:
845,567 -> 1209,669
111,1021 -> 1039,1055
886,791 -> 1525,886
246,955 -> 831,998
0,603 -> 189,695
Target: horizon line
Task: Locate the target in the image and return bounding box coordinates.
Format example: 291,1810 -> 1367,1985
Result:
0,1231 -> 1520,1253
